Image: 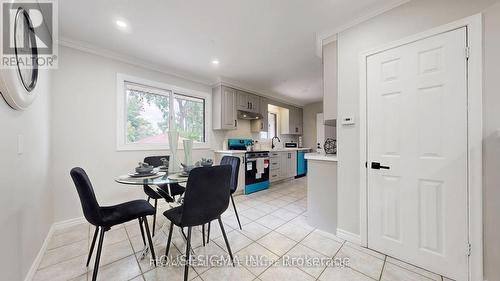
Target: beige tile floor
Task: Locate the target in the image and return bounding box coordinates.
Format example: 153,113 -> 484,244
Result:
33,177 -> 454,281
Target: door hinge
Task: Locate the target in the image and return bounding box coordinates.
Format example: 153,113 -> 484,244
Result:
467,243 -> 472,257
465,47 -> 471,59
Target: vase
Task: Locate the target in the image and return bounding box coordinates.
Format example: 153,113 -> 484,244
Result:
168,131 -> 179,173
183,139 -> 193,166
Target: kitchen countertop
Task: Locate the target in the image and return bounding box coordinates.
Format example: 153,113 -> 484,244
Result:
214,147 -> 311,154
271,147 -> 311,152
213,150 -> 247,154
304,153 -> 338,162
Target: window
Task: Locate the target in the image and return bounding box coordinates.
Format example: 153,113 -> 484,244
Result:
259,112 -> 278,139
117,74 -> 210,150
268,112 -> 277,138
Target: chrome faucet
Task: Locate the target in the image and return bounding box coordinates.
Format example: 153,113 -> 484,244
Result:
271,136 -> 281,149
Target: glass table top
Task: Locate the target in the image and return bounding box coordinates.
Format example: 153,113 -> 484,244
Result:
115,172 -> 188,185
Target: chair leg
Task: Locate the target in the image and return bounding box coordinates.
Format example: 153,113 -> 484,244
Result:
165,222 -> 174,258
231,194 -> 242,230
206,221 -> 211,244
184,227 -> 192,281
152,199 -> 158,235
138,218 -> 146,246
218,217 -> 234,266
202,224 -> 205,247
86,227 -> 99,267
143,216 -> 157,267
91,227 -> 105,281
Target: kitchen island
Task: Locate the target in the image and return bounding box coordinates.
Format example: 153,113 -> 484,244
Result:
304,153 -> 338,234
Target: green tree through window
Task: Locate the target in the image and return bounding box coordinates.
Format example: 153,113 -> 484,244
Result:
124,83 -> 206,146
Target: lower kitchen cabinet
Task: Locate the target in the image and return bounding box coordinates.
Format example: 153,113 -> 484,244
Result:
269,151 -> 297,183
214,152 -> 246,194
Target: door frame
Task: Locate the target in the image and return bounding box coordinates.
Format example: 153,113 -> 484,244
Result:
359,14 -> 483,280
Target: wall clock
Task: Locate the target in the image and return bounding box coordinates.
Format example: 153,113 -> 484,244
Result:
0,7 -> 40,110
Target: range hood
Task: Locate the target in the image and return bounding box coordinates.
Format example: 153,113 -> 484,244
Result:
324,119 -> 337,127
238,110 -> 263,120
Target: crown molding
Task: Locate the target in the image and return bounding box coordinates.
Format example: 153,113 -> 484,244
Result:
315,0 -> 411,57
58,37 -> 310,106
58,37 -> 213,87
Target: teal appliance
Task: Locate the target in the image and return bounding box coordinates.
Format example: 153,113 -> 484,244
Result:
296,150 -> 308,178
228,138 -> 253,150
227,138 -> 270,194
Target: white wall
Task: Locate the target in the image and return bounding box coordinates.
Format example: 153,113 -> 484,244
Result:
302,102 -> 323,148
482,2 -> 500,280
51,47 -> 216,222
0,68 -> 52,280
335,0 -> 500,280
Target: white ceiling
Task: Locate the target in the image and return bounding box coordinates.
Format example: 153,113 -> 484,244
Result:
59,0 -> 405,105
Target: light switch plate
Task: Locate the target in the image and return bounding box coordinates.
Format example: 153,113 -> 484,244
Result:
341,116 -> 355,126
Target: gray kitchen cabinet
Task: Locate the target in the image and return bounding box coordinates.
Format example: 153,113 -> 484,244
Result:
270,151 -> 297,182
281,151 -> 297,178
251,97 -> 268,133
214,152 -> 245,193
269,152 -> 281,182
294,107 -> 303,135
212,85 -> 237,130
236,90 -> 260,113
281,107 -> 303,135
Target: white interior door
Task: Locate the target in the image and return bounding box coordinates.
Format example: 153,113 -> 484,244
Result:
367,27 -> 468,280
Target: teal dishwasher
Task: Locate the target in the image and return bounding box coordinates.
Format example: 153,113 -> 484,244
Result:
296,150 -> 307,178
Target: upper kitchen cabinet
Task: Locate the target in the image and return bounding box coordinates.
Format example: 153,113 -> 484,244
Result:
281,106 -> 303,135
323,40 -> 337,121
212,85 -> 237,130
251,97 -> 269,133
236,90 -> 260,113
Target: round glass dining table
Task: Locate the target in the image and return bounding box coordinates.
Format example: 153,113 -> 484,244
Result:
115,172 -> 188,186
115,171 -> 189,260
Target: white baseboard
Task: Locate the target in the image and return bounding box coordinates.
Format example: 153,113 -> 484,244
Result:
23,224 -> 55,281
53,216 -> 86,231
24,216 -> 86,281
336,228 -> 361,245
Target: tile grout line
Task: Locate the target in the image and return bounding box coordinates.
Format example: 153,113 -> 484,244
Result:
378,255 -> 387,281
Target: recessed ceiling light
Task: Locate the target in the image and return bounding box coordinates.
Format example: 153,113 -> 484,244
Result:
115,20 -> 127,28
115,19 -> 129,31
211,59 -> 220,65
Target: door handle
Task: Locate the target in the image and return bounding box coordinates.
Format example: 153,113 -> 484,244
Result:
371,162 -> 390,170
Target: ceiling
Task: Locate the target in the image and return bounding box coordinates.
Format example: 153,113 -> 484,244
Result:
59,0 -> 405,105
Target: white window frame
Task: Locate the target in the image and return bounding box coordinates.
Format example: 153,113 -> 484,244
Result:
116,73 -> 211,151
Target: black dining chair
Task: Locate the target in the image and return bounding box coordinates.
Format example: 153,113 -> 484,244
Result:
163,165 -> 234,281
143,156 -> 186,235
70,167 -> 157,281
206,156 -> 241,244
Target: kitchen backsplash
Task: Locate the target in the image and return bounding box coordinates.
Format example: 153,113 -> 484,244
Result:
212,119 -> 300,150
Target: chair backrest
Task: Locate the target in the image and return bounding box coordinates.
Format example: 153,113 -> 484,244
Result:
180,165 -> 232,226
220,156 -> 240,193
144,156 -> 169,167
70,167 -> 102,226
